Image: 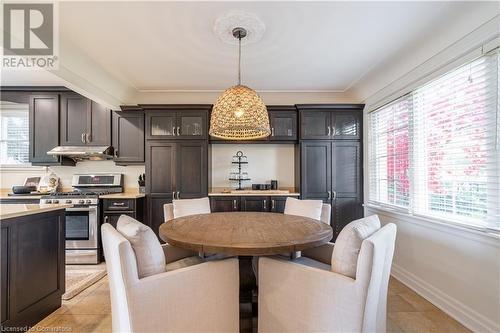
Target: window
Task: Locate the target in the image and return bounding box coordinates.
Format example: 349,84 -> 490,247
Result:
0,102 -> 30,165
369,51 -> 500,231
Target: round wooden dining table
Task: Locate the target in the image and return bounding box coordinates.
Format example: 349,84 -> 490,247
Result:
159,211 -> 333,256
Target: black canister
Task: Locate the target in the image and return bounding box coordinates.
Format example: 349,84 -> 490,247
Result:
271,180 -> 278,190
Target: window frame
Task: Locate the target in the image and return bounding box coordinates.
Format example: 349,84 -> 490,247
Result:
0,102 -> 31,167
368,50 -> 500,232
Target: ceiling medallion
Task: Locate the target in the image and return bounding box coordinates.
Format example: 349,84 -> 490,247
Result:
209,25 -> 270,141
213,11 -> 266,46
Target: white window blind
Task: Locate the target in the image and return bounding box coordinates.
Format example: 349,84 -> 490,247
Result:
0,103 -> 30,165
369,96 -> 412,209
369,50 -> 500,231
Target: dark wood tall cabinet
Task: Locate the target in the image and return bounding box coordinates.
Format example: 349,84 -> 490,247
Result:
298,104 -> 364,240
144,105 -> 211,238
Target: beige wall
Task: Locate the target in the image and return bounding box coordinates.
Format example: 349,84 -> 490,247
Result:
211,144 -> 296,189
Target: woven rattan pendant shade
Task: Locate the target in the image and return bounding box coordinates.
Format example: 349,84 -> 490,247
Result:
210,85 -> 270,140
210,26 -> 270,140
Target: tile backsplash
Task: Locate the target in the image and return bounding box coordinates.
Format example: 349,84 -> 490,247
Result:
0,161 -> 145,190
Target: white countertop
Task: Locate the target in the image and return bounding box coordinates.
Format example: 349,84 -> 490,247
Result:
209,189 -> 300,196
0,204 -> 71,220
100,192 -> 146,199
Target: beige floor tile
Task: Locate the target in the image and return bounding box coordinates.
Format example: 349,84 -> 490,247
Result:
399,291 -> 440,312
422,310 -> 472,333
388,294 -> 418,313
387,318 -> 405,333
389,277 -> 414,295
389,311 -> 436,333
63,294 -> 111,315
45,314 -> 111,333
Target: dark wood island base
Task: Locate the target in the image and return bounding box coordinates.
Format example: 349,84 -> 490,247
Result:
1,206 -> 66,331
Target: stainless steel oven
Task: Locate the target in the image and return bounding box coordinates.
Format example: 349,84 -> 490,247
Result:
65,205 -> 99,264
40,172 -> 124,264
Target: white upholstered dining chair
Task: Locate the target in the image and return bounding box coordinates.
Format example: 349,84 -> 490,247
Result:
258,215 -> 397,333
102,216 -> 239,333
164,197 -> 211,222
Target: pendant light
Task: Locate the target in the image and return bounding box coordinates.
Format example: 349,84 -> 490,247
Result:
209,27 -> 270,140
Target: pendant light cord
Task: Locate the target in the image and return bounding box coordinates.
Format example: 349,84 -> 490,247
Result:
238,33 -> 242,85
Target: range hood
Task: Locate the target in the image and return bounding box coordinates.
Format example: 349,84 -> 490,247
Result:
47,146 -> 114,161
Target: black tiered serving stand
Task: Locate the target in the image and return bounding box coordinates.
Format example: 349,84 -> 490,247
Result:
229,151 -> 250,190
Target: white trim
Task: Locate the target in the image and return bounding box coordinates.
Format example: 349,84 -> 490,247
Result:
0,165 -> 46,172
137,89 -> 347,93
366,205 -> 500,246
391,264 -> 500,333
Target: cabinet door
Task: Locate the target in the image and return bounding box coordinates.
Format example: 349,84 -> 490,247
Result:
300,141 -> 331,201
300,111 -> 331,139
112,111 -> 145,164
147,196 -> 171,240
1,228 -> 8,323
29,94 -> 60,164
146,112 -> 176,139
146,141 -> 176,196
331,141 -> 363,239
269,111 -> 297,141
176,141 -> 208,198
210,196 -> 240,212
331,111 -> 361,140
241,196 -> 270,212
270,196 -> 288,213
177,111 -> 207,139
88,101 -> 111,146
60,93 -> 89,146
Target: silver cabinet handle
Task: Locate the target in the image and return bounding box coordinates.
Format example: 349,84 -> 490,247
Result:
271,199 -> 275,211
172,126 -> 176,136
263,199 -> 267,210
172,192 -> 175,199
176,191 -> 180,199
271,128 -> 275,136
177,126 -> 180,136
81,133 -> 86,143
112,202 -> 125,206
327,126 -> 331,136
233,199 -> 237,210
332,191 -> 336,200
328,191 -> 332,200
104,216 -> 109,224
87,133 -> 92,142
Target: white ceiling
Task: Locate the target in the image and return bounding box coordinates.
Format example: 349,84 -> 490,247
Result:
1,1 -> 497,105
57,1 -> 479,92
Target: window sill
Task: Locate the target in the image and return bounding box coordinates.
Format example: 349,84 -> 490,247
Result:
365,203 -> 500,244
0,165 -> 47,172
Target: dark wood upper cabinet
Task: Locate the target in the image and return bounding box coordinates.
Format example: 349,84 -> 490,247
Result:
60,93 -> 111,146
300,111 -> 331,140
298,105 -> 363,140
60,93 -> 88,146
88,101 -> 111,146
144,106 -> 210,140
29,94 -> 60,165
268,107 -> 297,141
112,111 -> 145,164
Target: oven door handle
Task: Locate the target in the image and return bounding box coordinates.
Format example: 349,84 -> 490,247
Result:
66,207 -> 95,212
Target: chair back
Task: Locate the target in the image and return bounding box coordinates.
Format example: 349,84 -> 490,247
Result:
101,223 -> 140,333
284,197 -> 331,224
320,203 -> 331,224
356,223 -> 397,333
164,197 -> 211,222
164,203 -> 174,222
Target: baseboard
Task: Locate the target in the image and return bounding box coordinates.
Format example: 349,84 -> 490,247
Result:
391,264 -> 499,333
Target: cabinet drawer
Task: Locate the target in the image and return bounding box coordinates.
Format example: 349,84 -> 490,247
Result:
103,199 -> 135,211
